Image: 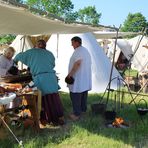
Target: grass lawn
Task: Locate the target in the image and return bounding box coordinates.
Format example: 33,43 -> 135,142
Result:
0,91 -> 148,148
124,69 -> 138,77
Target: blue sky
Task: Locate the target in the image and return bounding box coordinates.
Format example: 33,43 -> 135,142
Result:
71,0 -> 148,27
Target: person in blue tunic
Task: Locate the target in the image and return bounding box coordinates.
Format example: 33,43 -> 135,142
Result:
14,40 -> 64,126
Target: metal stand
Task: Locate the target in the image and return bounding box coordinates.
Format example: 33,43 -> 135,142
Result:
106,26 -> 120,104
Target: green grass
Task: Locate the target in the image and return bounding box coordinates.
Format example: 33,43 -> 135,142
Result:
124,69 -> 138,77
0,92 -> 148,148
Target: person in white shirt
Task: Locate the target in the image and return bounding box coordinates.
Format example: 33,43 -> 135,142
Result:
0,47 -> 15,77
66,36 -> 92,121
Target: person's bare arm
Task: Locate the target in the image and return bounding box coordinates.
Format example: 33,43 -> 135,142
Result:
68,59 -> 81,77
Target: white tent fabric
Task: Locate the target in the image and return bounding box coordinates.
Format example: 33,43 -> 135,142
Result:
128,35 -> 148,72
10,35 -> 33,69
0,2 -> 102,35
108,39 -> 133,62
93,31 -> 138,39
46,32 -> 121,93
10,35 -> 33,55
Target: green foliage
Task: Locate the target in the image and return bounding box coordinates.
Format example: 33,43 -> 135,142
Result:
0,35 -> 16,44
64,11 -> 78,22
26,0 -> 74,17
124,69 -> 138,77
77,6 -> 101,25
121,12 -> 148,33
25,0 -> 101,24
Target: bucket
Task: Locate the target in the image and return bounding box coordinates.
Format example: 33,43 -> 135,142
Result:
91,103 -> 106,115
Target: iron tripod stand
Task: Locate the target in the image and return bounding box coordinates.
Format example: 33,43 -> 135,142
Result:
101,75 -> 147,125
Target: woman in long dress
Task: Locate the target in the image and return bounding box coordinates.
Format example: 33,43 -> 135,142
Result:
14,40 -> 64,126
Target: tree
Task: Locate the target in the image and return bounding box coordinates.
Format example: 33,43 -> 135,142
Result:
26,0 -> 74,18
0,35 -> 16,44
25,1 -> 102,24
77,6 -> 101,25
121,12 -> 148,32
64,11 -> 78,22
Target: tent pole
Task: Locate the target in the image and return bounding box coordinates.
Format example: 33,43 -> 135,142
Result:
106,26 -> 120,104
56,34 -> 59,58
20,35 -> 26,70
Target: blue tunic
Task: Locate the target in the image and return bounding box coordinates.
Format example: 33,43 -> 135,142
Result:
14,48 -> 59,95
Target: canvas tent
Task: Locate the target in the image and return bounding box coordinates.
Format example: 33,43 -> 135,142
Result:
46,32 -> 121,93
0,1 -> 111,35
10,35 -> 34,69
107,39 -> 133,63
10,35 -> 34,55
128,35 -> 148,72
93,31 -> 138,39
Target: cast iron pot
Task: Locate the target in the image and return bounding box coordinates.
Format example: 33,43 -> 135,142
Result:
91,103 -> 106,115
104,110 -> 116,121
137,108 -> 148,116
137,99 -> 148,116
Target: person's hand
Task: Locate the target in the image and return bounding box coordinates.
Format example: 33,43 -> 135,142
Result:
20,69 -> 27,72
65,75 -> 74,84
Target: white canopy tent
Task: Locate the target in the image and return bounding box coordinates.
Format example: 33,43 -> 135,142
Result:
46,32 -> 121,93
10,35 -> 34,55
107,39 -> 133,63
128,35 -> 148,72
10,35 -> 34,69
0,1 -> 122,93
0,1 -> 108,35
93,31 -> 138,39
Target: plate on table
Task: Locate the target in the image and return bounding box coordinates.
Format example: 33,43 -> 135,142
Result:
0,93 -> 16,105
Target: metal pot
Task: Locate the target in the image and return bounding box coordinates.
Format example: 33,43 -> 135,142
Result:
137,99 -> 148,116
91,103 -> 106,115
104,110 -> 116,120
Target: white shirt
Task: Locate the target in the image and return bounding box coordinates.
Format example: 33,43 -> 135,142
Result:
68,46 -> 92,93
0,55 -> 13,77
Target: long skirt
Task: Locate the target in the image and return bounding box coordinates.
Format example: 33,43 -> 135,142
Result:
40,93 -> 64,125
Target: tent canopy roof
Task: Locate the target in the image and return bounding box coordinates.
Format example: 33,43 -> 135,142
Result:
93,31 -> 139,39
0,1 -> 115,35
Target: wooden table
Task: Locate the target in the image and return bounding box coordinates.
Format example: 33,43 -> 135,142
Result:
20,90 -> 41,131
0,82 -> 42,131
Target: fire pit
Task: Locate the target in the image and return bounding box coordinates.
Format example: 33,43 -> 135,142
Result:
106,117 -> 129,128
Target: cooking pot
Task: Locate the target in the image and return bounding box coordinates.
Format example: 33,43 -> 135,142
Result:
104,110 -> 116,120
91,103 -> 106,115
137,99 -> 148,116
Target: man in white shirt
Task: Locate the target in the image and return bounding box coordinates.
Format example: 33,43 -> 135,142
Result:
67,36 -> 92,121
